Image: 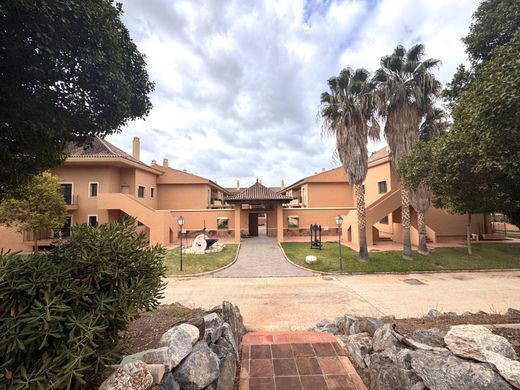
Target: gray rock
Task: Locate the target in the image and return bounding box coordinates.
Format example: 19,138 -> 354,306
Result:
411,350 -> 512,390
411,382 -> 426,390
483,350 -> 520,389
222,301 -> 245,348
221,323 -> 239,360
462,311 -> 473,316
345,315 -> 361,335
160,324 -> 200,368
204,313 -> 223,344
507,308 -> 520,316
373,324 -> 397,352
147,364 -> 166,385
142,347 -> 172,371
360,317 -> 385,336
444,311 -> 458,316
210,338 -> 234,359
216,352 -> 237,390
426,309 -> 442,318
157,373 -> 180,390
99,360 -> 153,390
369,350 -> 401,390
444,325 -> 517,362
334,316 -> 346,333
174,342 -> 220,390
323,323 -> 340,335
395,349 -> 422,389
340,333 -> 372,368
316,319 -> 331,328
412,328 -> 446,348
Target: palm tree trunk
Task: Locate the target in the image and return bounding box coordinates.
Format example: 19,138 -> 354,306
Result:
401,188 -> 413,260
355,183 -> 369,262
466,212 -> 473,255
417,211 -> 429,255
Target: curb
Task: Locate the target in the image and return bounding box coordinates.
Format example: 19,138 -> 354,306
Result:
277,242 -> 320,277
277,244 -> 520,276
167,243 -> 241,278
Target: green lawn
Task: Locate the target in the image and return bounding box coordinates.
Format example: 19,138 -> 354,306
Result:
164,244 -> 238,275
281,242 -> 520,273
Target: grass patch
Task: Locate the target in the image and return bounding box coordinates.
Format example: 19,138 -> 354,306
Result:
164,244 -> 238,275
281,242 -> 520,273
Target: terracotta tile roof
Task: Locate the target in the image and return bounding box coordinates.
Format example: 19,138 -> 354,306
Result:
68,136 -> 137,162
225,181 -> 293,203
368,147 -> 390,163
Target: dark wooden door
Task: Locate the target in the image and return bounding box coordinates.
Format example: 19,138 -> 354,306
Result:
249,213 -> 259,236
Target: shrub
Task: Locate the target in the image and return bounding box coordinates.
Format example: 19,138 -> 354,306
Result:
0,219 -> 166,389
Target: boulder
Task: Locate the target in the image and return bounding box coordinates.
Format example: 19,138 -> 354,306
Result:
507,308 -> 520,317
483,350 -> 520,389
345,315 -> 361,335
204,313 -> 223,343
147,364 -> 166,385
412,328 -> 446,348
305,255 -> 318,264
334,316 -> 346,333
360,317 -> 385,336
395,349 -> 423,389
340,333 -> 372,368
216,352 -> 237,390
160,324 -> 200,368
369,349 -> 400,390
373,324 -> 397,352
157,373 -> 181,390
323,322 -> 340,335
99,360 -> 153,390
411,350 -> 512,390
426,309 -> 442,318
444,325 -> 517,362
142,347 -> 172,371
210,337 -> 235,359
222,301 -> 245,347
174,342 -> 220,390
221,323 -> 239,360
316,319 -> 331,328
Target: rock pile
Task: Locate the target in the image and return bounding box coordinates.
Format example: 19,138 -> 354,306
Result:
99,301 -> 246,390
313,308 -> 520,389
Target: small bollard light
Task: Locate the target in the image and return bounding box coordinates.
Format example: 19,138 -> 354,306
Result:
177,216 -> 185,271
336,215 -> 343,271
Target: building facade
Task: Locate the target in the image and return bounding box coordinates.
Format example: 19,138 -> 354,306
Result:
0,139 -> 490,252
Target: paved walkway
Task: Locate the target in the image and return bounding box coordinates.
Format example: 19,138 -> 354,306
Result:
214,235 -> 312,277
164,270 -> 520,330
240,331 -> 366,390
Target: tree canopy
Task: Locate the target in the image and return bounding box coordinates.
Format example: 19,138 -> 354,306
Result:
0,0 -> 154,199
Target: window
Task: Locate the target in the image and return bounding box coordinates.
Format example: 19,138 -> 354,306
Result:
89,182 -> 98,198
150,188 -> 155,198
60,183 -> 73,205
138,186 -> 145,198
217,217 -> 229,230
379,216 -> 389,224
378,180 -> 388,194
288,216 -> 300,229
88,215 -> 98,227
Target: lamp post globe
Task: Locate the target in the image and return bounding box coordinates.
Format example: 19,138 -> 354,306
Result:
177,216 -> 184,271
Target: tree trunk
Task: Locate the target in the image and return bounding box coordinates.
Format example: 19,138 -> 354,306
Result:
466,212 -> 473,255
417,211 -> 429,255
33,230 -> 38,252
355,183 -> 369,262
401,188 -> 413,260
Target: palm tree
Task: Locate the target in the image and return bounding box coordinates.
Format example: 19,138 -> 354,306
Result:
319,68 -> 380,262
374,44 -> 441,260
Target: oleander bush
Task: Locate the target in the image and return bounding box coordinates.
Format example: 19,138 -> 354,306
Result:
0,219 -> 166,389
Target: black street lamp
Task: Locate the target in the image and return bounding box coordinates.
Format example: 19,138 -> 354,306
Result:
177,216 -> 185,271
336,215 -> 343,271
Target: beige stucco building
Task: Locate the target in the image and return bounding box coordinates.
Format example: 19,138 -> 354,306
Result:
0,138 -> 490,251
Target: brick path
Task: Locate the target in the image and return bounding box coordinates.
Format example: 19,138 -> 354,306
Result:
239,331 -> 366,390
214,235 -> 312,277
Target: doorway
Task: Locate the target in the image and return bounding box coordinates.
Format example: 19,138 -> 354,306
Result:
248,212 -> 268,237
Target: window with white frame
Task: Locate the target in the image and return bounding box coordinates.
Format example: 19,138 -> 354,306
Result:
217,217 -> 229,230
88,215 -> 98,227
89,182 -> 98,198
138,186 -> 145,198
288,215 -> 300,229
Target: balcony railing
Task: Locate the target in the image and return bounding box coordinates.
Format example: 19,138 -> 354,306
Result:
64,194 -> 79,208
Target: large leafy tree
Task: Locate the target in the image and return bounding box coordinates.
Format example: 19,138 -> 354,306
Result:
374,44 -> 441,259
0,172 -> 67,251
0,0 -> 154,199
319,68 -> 379,261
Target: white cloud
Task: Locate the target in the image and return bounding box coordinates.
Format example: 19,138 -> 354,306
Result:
108,0 -> 478,188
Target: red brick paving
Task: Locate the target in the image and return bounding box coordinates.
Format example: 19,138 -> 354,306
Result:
240,331 -> 367,390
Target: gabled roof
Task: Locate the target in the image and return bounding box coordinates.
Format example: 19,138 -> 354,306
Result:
225,181 -> 293,203
153,163 -> 229,194
66,137 -> 162,174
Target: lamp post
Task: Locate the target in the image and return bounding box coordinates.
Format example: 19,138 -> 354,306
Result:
177,216 -> 185,271
336,215 -> 343,271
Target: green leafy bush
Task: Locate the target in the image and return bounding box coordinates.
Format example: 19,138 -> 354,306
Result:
0,219 -> 166,389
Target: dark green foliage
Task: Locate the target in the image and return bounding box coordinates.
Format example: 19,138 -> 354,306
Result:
0,0 -> 154,199
0,219 -> 166,389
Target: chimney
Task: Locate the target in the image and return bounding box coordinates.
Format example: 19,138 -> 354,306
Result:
132,137 -> 140,160
151,159 -> 157,165
163,158 -> 169,168
281,179 -> 285,188
236,180 -> 240,190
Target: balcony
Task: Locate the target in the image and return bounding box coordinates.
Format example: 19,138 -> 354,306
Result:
64,194 -> 79,210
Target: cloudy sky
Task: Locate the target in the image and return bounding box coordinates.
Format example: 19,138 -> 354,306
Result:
108,0 -> 479,188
